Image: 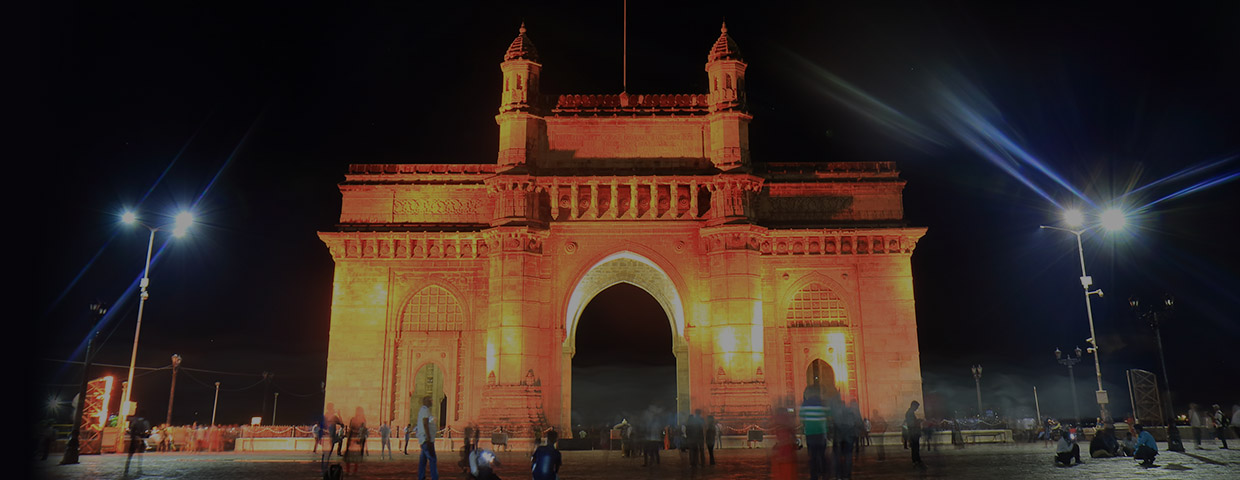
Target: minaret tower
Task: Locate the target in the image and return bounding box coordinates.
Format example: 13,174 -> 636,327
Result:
496,23 -> 545,170
705,22 -> 751,171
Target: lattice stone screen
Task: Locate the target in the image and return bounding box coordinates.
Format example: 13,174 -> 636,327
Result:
786,283 -> 848,327
402,285 -> 464,331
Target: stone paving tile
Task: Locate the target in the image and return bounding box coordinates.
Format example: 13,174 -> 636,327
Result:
32,442 -> 1240,479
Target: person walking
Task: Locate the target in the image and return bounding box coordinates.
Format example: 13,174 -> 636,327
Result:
380,422 -> 393,459
1212,404 -> 1230,449
1232,403 -> 1240,442
906,400 -> 924,467
835,401 -> 861,480
417,396 -> 439,480
686,410 -> 706,467
800,387 -> 830,480
312,419 -> 323,454
1189,403 -> 1205,449
705,415 -> 718,465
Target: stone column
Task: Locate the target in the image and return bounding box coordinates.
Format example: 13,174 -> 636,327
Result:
700,225 -> 769,427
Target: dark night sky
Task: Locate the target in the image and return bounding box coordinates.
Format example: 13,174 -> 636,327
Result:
34,1 -> 1240,427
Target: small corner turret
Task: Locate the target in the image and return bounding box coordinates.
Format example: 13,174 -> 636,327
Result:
705,22 -> 752,172
496,23 -> 547,171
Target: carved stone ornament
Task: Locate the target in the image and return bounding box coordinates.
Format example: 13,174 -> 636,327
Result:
564,241 -> 578,254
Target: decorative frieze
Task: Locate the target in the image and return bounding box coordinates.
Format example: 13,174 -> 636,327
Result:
319,232 -> 490,260
698,227 -> 926,256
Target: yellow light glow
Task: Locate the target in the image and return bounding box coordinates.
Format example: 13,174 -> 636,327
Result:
486,340 -> 498,378
826,333 -> 849,389
97,376 -> 114,429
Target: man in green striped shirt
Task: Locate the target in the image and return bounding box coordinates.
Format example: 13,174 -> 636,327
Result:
800,387 -> 830,480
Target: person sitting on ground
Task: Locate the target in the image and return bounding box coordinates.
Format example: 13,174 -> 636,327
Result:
1119,431 -> 1136,457
1133,424 -> 1158,467
1089,426 -> 1121,458
1053,429 -> 1082,466
531,429 -> 562,480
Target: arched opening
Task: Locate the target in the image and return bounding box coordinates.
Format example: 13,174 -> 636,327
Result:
807,359 -> 841,403
410,363 -> 447,430
571,283 -> 676,431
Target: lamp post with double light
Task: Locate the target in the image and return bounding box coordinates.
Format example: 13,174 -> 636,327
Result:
1129,294 -> 1185,452
117,209 -> 193,431
1040,207 -> 1126,425
1055,346 -> 1083,425
60,301 -> 108,465
971,365 -> 983,417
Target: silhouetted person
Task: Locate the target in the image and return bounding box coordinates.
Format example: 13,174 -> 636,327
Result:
531,429 -> 562,480
799,387 -> 829,480
835,401 -> 860,479
1089,426 -> 1120,458
906,400 -> 923,467
380,422 -> 392,458
686,410 -> 705,467
705,415 -> 718,465
123,411 -> 151,478
417,396 -> 439,480
405,423 -> 413,454
313,415 -> 325,454
1133,424 -> 1158,467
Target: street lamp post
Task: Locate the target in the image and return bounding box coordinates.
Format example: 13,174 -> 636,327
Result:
1129,295 -> 1185,452
272,392 -> 279,426
1040,207 -> 1124,425
60,301 -> 108,465
971,365 -> 983,417
166,354 -> 182,427
212,382 -> 221,427
1055,347 -> 1083,424
118,210 -> 193,429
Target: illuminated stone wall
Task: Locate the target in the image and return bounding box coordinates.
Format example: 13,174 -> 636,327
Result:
318,24 -> 925,433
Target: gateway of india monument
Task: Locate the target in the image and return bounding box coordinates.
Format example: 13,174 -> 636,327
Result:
318,23 -> 926,435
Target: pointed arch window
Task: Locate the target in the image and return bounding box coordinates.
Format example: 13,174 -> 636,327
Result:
401,285 -> 464,331
786,283 -> 848,328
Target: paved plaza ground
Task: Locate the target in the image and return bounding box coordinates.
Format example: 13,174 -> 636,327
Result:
33,441 -> 1240,479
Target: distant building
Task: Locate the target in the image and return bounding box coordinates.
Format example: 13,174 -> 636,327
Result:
319,23 -> 926,433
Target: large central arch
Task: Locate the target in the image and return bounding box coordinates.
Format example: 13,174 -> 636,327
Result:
560,251 -> 690,428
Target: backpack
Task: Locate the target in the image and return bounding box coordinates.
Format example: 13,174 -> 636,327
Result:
324,463 -> 343,480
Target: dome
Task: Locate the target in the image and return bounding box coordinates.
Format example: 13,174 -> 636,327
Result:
707,22 -> 743,63
504,23 -> 540,62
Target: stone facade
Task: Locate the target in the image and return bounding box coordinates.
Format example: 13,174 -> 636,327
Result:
318,23 -> 926,434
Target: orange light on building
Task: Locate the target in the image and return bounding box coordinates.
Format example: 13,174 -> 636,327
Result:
96,376 -> 114,429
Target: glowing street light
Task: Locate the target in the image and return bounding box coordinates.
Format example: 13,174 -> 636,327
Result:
117,209 -> 194,431
1099,208 -> 1127,231
1040,206 -> 1127,426
1062,208 -> 1085,228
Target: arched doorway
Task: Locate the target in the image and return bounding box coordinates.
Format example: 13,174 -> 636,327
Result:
411,363 -> 448,430
571,283 -> 676,430
806,359 -> 841,403
562,251 -> 690,430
